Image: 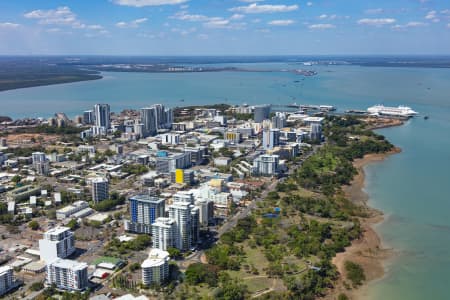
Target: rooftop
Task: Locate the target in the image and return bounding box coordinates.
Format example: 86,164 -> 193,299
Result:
49,258 -> 87,270
130,194 -> 165,204
141,248 -> 170,268
45,226 -> 71,235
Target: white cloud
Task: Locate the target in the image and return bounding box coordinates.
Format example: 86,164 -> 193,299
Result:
0,22 -> 20,28
230,14 -> 245,20
24,6 -> 104,32
425,10 -> 436,19
318,14 -> 338,20
268,19 -> 295,26
229,3 -> 299,14
204,19 -> 230,28
24,6 -> 79,26
307,2 -> 313,7
172,11 -> 246,29
172,27 -> 196,35
447,23 -> 450,28
239,0 -> 265,2
113,0 -> 188,7
197,33 -> 208,39
308,23 -> 335,29
425,10 -> 443,23
87,25 -> 103,30
171,11 -> 210,22
392,21 -> 427,29
46,28 -> 61,32
116,18 -> 148,28
357,18 -> 396,26
365,8 -> 384,14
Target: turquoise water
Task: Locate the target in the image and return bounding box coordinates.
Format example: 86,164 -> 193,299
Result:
1,64 -> 449,119
1,64 -> 450,299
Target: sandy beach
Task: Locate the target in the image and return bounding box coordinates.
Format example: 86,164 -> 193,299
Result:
325,147 -> 401,299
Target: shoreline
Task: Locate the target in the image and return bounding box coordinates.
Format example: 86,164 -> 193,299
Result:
327,146 -> 402,299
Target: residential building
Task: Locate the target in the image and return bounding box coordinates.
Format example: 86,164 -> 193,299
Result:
310,123 -> 323,142
173,191 -> 194,204
125,195 -> 165,234
141,249 -> 170,286
46,259 -> 88,291
156,152 -> 191,174
190,206 -> 200,246
169,202 -> 198,251
194,198 -> 214,226
94,104 -> 111,130
253,154 -> 279,176
140,107 -> 157,137
0,266 -> 17,296
39,227 -> 75,263
171,169 -> 195,186
151,218 -> 176,251
271,112 -> 287,129
253,105 -> 271,123
83,110 -> 94,125
184,146 -> 206,165
32,152 -> 49,176
91,177 -> 109,203
262,128 -> 280,150
224,130 -> 242,143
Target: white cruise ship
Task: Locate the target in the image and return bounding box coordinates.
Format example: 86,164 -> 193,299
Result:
367,105 -> 418,117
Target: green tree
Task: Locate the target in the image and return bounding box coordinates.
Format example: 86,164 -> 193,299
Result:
28,220 -> 39,230
67,219 -> 78,231
344,261 -> 365,287
11,175 -> 22,184
167,247 -> 182,259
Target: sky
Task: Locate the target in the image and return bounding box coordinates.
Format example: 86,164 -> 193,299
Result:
0,0 -> 449,55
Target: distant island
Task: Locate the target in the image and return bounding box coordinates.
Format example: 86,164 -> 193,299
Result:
1,55 -> 450,92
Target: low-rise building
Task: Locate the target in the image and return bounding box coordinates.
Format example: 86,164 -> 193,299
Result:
56,201 -> 89,220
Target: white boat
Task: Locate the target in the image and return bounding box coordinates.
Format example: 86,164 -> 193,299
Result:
319,105 -> 336,111
367,105 -> 418,117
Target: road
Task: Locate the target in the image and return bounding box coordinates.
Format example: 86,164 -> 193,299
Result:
179,146 -> 320,269
217,179 -> 278,237
217,145 -> 319,238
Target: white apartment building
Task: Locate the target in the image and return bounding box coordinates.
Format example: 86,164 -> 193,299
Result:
169,202 -> 192,251
0,266 -> 16,296
151,218 -> 176,251
39,227 -> 76,262
91,177 -> 109,203
172,191 -> 194,204
253,154 -> 279,176
32,152 -> 49,176
141,249 -> 170,286
46,259 -> 88,291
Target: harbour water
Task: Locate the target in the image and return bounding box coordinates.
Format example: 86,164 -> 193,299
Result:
1,62 -> 450,299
